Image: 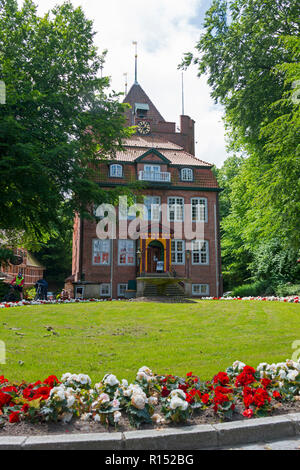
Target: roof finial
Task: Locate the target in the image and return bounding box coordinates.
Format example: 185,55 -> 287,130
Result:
132,41 -> 138,84
123,72 -> 128,95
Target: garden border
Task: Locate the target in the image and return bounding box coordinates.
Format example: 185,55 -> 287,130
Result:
0,412 -> 299,450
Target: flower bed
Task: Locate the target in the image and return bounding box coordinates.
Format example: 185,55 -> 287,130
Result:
1,359 -> 300,430
0,295 -> 298,309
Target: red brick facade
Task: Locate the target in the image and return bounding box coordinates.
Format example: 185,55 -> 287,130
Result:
71,83 -> 222,299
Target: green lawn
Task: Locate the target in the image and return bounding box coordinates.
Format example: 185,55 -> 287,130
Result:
0,300 -> 299,384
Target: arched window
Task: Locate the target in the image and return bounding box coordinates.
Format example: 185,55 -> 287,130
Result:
110,164 -> 123,178
181,168 -> 193,181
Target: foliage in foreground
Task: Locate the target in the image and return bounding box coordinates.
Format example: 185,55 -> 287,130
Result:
0,0 -> 134,240
182,0 -> 300,289
0,359 -> 300,428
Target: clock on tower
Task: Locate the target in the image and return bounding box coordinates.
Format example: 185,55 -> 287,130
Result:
137,120 -> 151,135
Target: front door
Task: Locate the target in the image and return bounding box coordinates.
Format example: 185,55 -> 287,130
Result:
147,246 -> 162,273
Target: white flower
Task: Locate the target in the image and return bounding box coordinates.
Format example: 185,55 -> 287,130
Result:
66,396 -> 75,408
100,393 -> 110,403
113,411 -> 121,423
232,361 -> 246,371
121,379 -> 128,388
170,389 -> 186,400
112,398 -> 120,408
94,414 -> 101,422
131,391 -> 147,410
148,396 -> 158,406
103,374 -> 119,387
287,370 -> 299,382
169,396 -> 188,411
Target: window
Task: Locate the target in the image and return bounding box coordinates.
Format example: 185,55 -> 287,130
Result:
181,168 -> 193,181
192,240 -> 209,265
110,164 -> 123,178
192,284 -> 209,296
118,240 -> 135,265
100,283 -> 111,297
191,198 -> 207,222
118,283 -> 127,297
75,286 -> 84,299
168,197 -> 184,222
171,240 -> 185,265
144,164 -> 160,173
144,196 -> 161,221
92,239 -> 110,265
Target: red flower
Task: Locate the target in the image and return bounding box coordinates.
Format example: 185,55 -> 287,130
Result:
0,391 -> 12,408
21,403 -> 29,413
213,372 -> 230,386
201,393 -> 210,405
273,391 -> 281,400
9,411 -> 20,423
260,378 -> 271,389
186,372 -> 193,377
43,375 -> 60,388
161,386 -> 171,397
243,409 -> 254,418
0,376 -> 8,384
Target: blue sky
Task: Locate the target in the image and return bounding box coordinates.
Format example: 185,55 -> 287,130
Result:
17,0 -> 227,167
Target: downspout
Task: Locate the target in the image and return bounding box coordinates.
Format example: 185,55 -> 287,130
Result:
214,203 -> 219,298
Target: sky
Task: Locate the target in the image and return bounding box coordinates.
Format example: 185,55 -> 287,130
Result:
18,0 -> 228,167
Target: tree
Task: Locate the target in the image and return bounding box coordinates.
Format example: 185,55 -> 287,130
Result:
0,0 -> 133,241
182,0 -> 300,288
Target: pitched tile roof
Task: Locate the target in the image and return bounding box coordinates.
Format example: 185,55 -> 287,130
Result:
113,136 -> 213,167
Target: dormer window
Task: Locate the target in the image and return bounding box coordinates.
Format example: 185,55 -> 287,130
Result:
181,168 -> 193,181
135,103 -> 149,119
110,164 -> 123,178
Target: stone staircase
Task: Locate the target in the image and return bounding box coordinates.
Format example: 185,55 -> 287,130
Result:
143,280 -> 185,298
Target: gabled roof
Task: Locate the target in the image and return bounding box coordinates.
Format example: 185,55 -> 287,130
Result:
123,83 -> 165,124
135,148 -> 171,164
112,136 -> 213,167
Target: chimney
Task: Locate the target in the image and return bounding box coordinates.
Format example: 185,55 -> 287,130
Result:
180,115 -> 195,155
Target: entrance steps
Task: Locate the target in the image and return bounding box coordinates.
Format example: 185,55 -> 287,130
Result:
143,281 -> 185,298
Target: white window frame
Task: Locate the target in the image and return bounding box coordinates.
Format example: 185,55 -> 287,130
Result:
118,283 -> 127,297
192,284 -> 209,296
118,240 -> 136,266
92,239 -> 111,265
144,164 -> 160,173
110,164 -> 123,178
75,286 -> 84,299
100,283 -> 111,297
191,240 -> 209,265
168,197 -> 184,222
144,196 -> 161,221
171,240 -> 185,265
181,168 -> 193,181
191,198 -> 208,222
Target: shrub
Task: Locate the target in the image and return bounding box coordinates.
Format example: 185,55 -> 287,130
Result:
275,283 -> 300,297
232,280 -> 273,297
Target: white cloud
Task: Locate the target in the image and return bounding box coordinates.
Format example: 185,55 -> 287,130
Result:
17,0 -> 228,167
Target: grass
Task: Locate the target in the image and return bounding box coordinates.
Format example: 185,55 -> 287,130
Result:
0,300 -> 299,384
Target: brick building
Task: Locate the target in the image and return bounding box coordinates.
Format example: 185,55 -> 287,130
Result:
1,248 -> 44,287
71,81 -> 222,299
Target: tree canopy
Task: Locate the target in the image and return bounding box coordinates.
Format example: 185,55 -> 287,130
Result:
0,0 -> 133,243
183,0 -> 300,290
